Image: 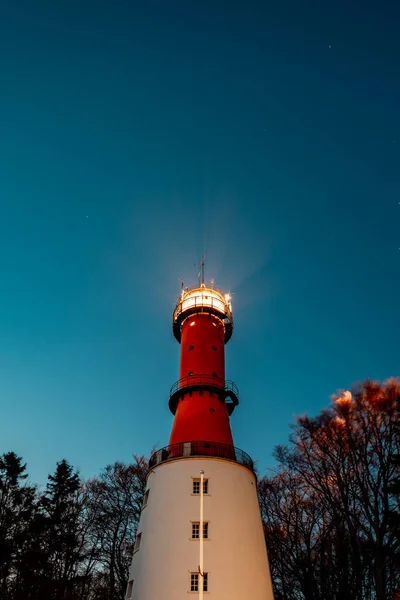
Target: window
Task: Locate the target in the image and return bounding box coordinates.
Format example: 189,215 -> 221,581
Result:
188,371 -> 194,376
126,579 -> 134,599
204,522 -> 208,538
142,489 -> 149,508
134,532 -> 142,552
212,345 -> 217,351
189,345 -> 194,350
192,522 -> 209,539
212,372 -> 217,377
190,572 -> 208,592
193,478 -> 208,494
190,573 -> 198,592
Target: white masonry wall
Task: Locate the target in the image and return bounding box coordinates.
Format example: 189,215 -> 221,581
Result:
127,456 -> 274,600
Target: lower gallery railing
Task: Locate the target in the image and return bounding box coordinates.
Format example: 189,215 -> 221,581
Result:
148,441 -> 254,473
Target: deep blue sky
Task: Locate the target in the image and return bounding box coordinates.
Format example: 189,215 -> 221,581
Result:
0,0 -> 399,485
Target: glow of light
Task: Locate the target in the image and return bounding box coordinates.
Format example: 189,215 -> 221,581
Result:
190,321 -> 196,326
180,289 -> 227,314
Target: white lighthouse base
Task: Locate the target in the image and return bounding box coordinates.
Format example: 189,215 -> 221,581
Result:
127,456 -> 274,599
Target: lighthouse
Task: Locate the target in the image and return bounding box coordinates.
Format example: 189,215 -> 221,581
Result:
126,264 -> 275,600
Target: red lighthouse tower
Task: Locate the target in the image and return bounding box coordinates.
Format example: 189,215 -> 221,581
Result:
169,259 -> 238,449
126,261 -> 274,600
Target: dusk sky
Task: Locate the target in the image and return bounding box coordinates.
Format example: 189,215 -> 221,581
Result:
0,0 -> 399,485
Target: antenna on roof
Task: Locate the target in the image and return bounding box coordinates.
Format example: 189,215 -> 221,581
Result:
195,253 -> 208,287
177,277 -> 185,297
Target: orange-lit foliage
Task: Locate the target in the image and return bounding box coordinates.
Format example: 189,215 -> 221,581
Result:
260,378 -> 400,600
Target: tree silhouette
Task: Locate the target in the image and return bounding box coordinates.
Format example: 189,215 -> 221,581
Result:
259,378 -> 400,600
1,378 -> 398,600
38,459 -> 85,599
0,452 -> 37,600
388,394 -> 400,589
84,457 -> 147,600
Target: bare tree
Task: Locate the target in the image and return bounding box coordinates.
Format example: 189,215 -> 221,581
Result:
260,378 -> 400,600
84,456 -> 147,600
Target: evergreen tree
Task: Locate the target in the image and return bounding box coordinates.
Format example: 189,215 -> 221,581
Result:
39,459 -> 85,600
0,454 -> 148,600
0,452 -> 37,599
3,381 -> 396,599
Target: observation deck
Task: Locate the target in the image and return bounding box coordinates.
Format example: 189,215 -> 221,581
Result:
148,441 -> 254,473
169,374 -> 239,415
169,375 -> 239,416
173,285 -> 233,343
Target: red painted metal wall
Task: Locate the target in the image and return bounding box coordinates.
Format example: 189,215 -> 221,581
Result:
180,314 -> 225,381
169,313 -> 234,446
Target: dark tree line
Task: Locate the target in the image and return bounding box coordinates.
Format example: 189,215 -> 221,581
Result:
0,454 -> 147,600
259,379 -> 400,600
1,378 -> 399,600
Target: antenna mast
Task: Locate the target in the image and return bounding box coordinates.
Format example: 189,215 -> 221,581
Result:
195,253 -> 208,287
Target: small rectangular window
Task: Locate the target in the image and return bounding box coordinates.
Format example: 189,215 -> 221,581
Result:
126,579 -> 134,599
192,478 -> 208,494
134,532 -> 142,552
192,522 -> 208,539
204,573 -> 209,592
143,489 -> 149,508
190,572 -> 208,592
191,573 -> 198,592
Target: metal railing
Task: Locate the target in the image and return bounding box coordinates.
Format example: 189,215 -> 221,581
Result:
170,375 -> 239,398
173,288 -> 232,323
148,441 -> 254,472
172,286 -> 234,343
168,374 -> 239,416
